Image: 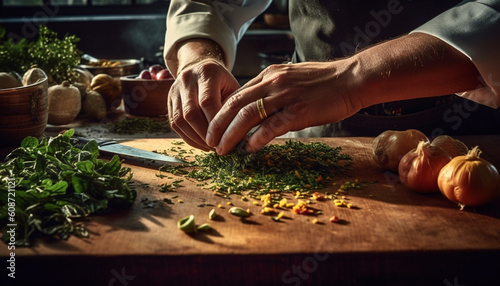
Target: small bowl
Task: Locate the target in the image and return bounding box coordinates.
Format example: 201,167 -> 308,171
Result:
0,75 -> 49,146
79,59 -> 141,77
120,75 -> 173,116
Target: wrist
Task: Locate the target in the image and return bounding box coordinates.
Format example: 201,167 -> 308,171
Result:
175,38 -> 225,76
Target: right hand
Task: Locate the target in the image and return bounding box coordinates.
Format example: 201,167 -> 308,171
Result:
168,58 -> 241,151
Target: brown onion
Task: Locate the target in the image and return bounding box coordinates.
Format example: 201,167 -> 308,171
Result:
398,141 -> 452,193
438,146 -> 500,208
372,129 -> 429,172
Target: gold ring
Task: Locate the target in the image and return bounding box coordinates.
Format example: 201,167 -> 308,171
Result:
256,98 -> 268,121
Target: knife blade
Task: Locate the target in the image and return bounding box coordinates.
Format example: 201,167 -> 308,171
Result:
77,137 -> 186,165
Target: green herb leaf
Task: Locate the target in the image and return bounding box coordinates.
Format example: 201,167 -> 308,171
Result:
0,129 -> 136,246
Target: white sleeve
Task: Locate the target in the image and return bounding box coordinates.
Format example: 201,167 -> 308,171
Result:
164,0 -> 272,72
411,0 -> 500,108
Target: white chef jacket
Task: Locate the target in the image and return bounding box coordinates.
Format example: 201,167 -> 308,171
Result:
165,0 -> 500,108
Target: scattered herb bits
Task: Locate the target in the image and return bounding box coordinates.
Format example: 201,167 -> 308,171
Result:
107,117 -> 170,134
208,209 -> 217,220
228,207 -> 251,218
177,215 -> 197,234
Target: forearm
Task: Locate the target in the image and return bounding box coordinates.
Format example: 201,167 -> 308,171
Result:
352,33 -> 482,108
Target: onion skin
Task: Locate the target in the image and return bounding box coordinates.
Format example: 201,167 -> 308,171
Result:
438,146 -> 500,207
398,141 -> 452,193
372,129 -> 429,172
431,135 -> 468,158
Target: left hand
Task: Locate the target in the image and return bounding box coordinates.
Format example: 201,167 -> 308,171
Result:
205,60 -> 363,155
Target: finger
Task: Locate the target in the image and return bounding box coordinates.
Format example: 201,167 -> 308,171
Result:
197,77 -> 224,123
214,97 -> 265,155
244,108 -> 297,153
169,83 -> 211,150
206,91 -> 258,147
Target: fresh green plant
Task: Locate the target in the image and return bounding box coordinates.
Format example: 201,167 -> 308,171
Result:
0,129 -> 136,246
0,25 -> 82,83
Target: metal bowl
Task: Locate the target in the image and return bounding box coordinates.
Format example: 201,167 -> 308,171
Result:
78,59 -> 141,77
0,73 -> 49,146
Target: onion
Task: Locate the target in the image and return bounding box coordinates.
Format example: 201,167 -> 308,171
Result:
438,146 -> 500,208
431,135 -> 468,158
398,141 -> 452,193
372,129 -> 429,172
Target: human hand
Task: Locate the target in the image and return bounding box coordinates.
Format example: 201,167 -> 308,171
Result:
168,58 -> 240,151
206,60 -> 364,155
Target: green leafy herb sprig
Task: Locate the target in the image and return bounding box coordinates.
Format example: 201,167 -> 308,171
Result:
0,25 -> 82,83
184,140 -> 353,198
0,129 -> 136,246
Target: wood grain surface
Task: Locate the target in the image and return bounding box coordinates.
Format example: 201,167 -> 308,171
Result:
2,136 -> 500,286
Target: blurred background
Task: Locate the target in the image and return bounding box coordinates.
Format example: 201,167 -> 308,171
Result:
0,0 -> 294,83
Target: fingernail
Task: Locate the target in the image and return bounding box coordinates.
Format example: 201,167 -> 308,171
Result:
205,131 -> 214,147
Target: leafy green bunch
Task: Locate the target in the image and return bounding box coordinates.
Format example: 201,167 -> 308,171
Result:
0,130 -> 136,246
0,25 -> 82,83
186,140 -> 353,197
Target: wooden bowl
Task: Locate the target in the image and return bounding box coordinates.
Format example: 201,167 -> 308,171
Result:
120,75 -> 173,116
0,74 -> 49,146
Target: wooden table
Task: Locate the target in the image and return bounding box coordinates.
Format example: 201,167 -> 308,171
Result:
2,136 -> 500,286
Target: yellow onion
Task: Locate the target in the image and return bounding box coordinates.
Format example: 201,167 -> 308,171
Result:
438,146 -> 500,208
398,141 -> 452,193
431,135 -> 469,158
372,129 -> 429,172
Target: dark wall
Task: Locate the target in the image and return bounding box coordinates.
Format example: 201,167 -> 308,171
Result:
1,14 -> 167,64
1,15 -> 294,79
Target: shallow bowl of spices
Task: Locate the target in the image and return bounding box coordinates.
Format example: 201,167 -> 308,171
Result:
79,59 -> 141,77
120,75 -> 174,117
0,73 -> 49,146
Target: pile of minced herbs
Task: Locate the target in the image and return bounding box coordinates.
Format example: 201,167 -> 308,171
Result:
0,130 -> 136,246
161,140 -> 354,200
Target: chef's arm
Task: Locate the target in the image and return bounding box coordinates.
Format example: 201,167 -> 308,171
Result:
410,0 -> 500,108
353,32 -> 483,109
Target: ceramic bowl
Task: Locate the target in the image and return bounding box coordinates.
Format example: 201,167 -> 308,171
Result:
120,75 -> 173,116
0,74 -> 49,146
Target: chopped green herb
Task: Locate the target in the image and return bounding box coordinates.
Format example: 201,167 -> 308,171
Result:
186,140 -> 352,198
208,209 -> 216,220
197,223 -> 212,231
177,215 -> 196,233
107,117 -> 170,135
228,207 -> 251,218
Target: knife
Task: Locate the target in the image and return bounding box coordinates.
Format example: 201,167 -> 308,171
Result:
76,137 -> 186,166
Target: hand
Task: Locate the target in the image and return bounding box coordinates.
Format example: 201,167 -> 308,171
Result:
206,60 -> 364,155
168,58 -> 240,151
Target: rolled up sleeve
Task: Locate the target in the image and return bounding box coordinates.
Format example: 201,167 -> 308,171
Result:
412,0 -> 500,108
164,0 -> 271,72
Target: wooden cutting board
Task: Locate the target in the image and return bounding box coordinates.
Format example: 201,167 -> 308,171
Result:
2,136 -> 500,285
